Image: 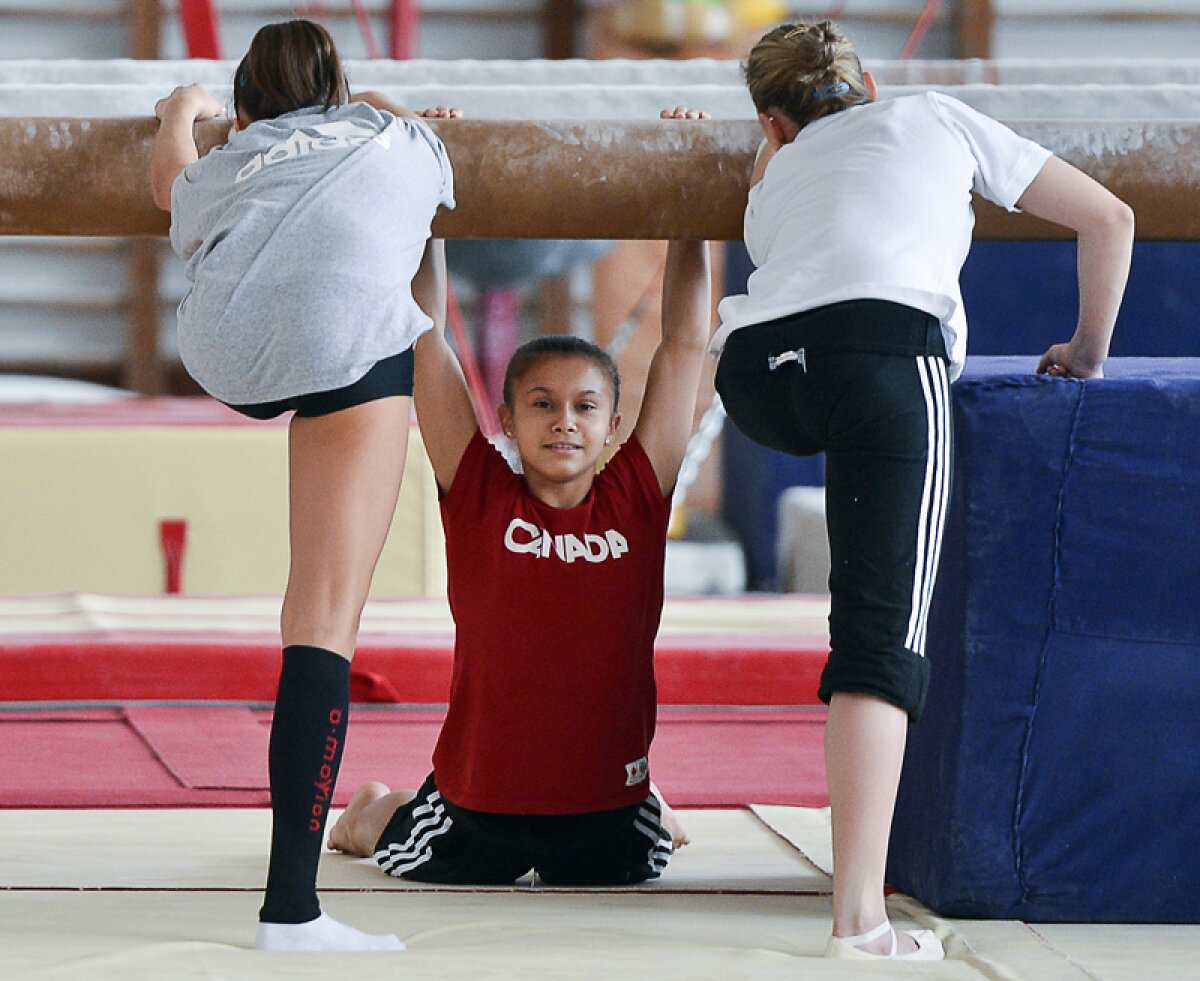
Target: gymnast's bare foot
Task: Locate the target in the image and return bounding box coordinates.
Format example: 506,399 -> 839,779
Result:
254,912 -> 405,952
662,800 -> 691,849
651,783 -> 691,848
327,781 -> 391,855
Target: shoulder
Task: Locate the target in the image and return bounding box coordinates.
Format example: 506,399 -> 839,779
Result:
920,90 -> 1017,142
443,430 -> 516,499
605,433 -> 650,471
460,429 -> 507,473
922,90 -> 979,124
327,100 -> 394,132
598,435 -> 666,503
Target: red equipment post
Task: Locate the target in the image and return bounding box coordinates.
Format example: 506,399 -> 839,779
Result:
179,0 -> 222,59
391,0 -> 419,59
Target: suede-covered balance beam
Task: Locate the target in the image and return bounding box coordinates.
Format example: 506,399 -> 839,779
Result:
1,116 -> 1197,239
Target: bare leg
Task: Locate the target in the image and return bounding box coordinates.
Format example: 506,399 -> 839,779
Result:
824,691 -> 919,956
280,397 -> 411,657
328,782 -> 418,857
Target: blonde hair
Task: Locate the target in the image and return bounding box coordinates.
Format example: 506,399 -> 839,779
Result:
743,21 -> 869,130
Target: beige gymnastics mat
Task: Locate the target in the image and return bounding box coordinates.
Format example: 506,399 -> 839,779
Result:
4,806 -> 1198,979
0,891 -> 974,981
0,807 -> 830,894
751,803 -> 835,875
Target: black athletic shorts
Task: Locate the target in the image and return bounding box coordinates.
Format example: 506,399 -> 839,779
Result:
715,300 -> 952,720
225,348 -> 415,420
373,773 -> 673,886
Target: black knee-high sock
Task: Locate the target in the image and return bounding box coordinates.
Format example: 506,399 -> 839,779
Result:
260,644 -> 350,924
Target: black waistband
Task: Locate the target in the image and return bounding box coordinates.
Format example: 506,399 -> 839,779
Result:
729,300 -> 947,361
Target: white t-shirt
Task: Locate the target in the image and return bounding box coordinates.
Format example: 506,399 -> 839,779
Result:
714,92 -> 1052,377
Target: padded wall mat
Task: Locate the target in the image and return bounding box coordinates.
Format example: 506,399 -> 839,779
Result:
1,593 -> 830,704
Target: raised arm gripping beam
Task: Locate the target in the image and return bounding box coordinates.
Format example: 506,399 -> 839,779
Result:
1,117 -> 1198,240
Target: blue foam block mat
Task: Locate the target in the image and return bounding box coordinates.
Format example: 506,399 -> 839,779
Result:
888,357 -> 1200,923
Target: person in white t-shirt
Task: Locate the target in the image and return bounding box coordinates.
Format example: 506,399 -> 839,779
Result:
714,20 -> 1133,961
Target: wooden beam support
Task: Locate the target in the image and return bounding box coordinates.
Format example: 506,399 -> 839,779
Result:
125,239 -> 164,394
543,0 -> 579,59
1,116 -> 1198,240
956,0 -> 994,60
129,0 -> 162,60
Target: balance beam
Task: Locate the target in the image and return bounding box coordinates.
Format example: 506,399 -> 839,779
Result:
1,117 -> 1198,240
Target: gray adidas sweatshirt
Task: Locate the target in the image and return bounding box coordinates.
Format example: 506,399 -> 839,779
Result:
170,101 -> 454,405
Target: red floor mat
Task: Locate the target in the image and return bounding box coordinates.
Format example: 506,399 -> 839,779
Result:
0,595 -> 831,706
0,706 -> 829,810
2,643 -> 826,706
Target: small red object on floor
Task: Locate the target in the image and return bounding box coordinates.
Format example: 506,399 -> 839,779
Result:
159,519 -> 188,595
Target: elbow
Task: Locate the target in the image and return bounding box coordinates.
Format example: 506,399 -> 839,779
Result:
1099,197 -> 1135,241
1079,196 -> 1134,253
151,185 -> 171,213
1118,200 -> 1136,240
148,161 -> 174,213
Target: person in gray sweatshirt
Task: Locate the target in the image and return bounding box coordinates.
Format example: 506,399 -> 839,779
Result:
150,18 -> 454,953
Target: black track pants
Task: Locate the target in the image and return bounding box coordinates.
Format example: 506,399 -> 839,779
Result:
715,300 -> 952,720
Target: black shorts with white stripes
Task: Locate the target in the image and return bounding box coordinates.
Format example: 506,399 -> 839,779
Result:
373,773 -> 673,886
715,300 -> 952,721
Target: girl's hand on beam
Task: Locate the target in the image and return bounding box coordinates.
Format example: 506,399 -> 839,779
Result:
660,106 -> 710,119
154,84 -> 224,124
150,85 -> 224,210
351,91 -> 460,122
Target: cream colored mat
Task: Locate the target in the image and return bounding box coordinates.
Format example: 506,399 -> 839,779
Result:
0,592 -> 831,642
751,803 -> 835,876
3,807 -> 1197,980
0,807 -> 828,894
0,892 -> 968,980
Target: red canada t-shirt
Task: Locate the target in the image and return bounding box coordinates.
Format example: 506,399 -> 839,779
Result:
432,430 -> 671,814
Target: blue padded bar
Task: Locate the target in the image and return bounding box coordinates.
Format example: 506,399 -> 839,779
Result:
888,357 -> 1200,923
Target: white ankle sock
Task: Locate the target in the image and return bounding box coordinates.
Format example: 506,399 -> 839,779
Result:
254,912 -> 405,952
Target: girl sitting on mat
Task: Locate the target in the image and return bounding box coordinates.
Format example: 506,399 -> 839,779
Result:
150,19 -> 454,952
713,21 -> 1133,961
328,141 -> 711,884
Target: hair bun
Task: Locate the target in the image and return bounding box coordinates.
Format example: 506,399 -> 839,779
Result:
816,21 -> 839,68
787,20 -> 839,71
